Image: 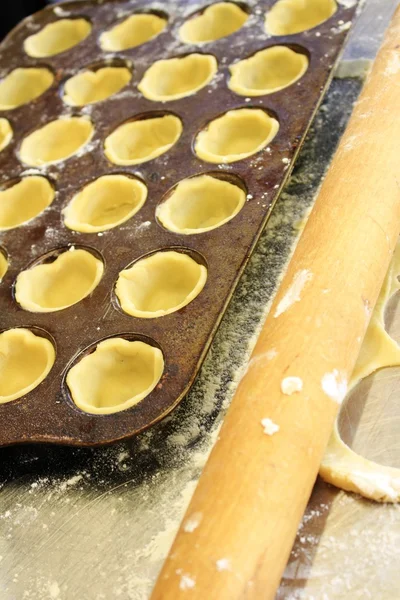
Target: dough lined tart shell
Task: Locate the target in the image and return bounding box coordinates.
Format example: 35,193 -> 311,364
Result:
265,0 -> 337,35
99,13 -> 167,51
0,176 -> 54,231
179,2 -> 248,43
0,68 -> 54,110
63,67 -> 131,106
24,18 -> 92,58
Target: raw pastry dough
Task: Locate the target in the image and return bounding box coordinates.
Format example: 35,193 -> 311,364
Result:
15,248 -> 103,313
19,117 -> 93,166
0,68 -> 54,110
0,118 -> 12,152
0,176 -> 54,230
157,174 -> 246,234
265,0 -> 337,35
24,18 -> 91,58
195,108 -> 279,164
115,250 -> 207,318
0,250 -> 7,281
63,67 -> 131,106
138,54 -> 217,102
66,338 -> 164,414
63,174 -> 147,233
179,2 -> 248,44
99,13 -> 167,51
104,114 -> 182,166
320,243 -> 400,502
0,328 -> 55,404
229,46 -> 308,96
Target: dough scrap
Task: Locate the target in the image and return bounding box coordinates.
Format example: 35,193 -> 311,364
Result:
0,250 -> 7,281
15,248 -> 103,313
194,108 -> 279,164
320,242 -> 400,502
115,250 -> 207,318
265,0 -> 337,35
24,18 -> 91,58
229,46 -> 308,96
138,54 -> 217,102
63,67 -> 131,106
0,68 -> 54,110
63,174 -> 147,233
99,13 -> 167,51
179,2 -> 248,44
66,338 -> 164,414
19,117 -> 93,166
104,114 -> 182,166
156,174 -> 246,234
0,328 -> 55,404
0,176 -> 54,230
0,118 -> 12,152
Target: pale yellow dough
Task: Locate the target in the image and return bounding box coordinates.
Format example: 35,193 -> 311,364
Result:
320,243 -> 400,502
265,0 -> 337,35
99,13 -> 167,51
15,249 -> 103,313
66,338 -> 164,414
24,18 -> 91,58
179,2 -> 248,43
195,108 -> 279,164
0,118 -> 12,152
157,174 -> 246,234
63,67 -> 131,106
63,174 -> 147,233
0,68 -> 54,110
229,46 -> 308,96
0,328 -> 55,404
19,117 -> 93,166
138,54 -> 217,102
0,176 -> 54,230
104,114 -> 182,166
0,251 -> 7,281
115,251 -> 207,318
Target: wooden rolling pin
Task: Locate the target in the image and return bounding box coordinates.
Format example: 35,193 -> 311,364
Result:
151,9 -> 400,600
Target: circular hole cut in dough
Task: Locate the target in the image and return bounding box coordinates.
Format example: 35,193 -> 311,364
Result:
0,249 -> 8,281
104,114 -> 182,166
0,328 -> 55,404
179,2 -> 248,44
24,18 -> 92,58
0,176 -> 54,231
0,68 -> 54,110
229,46 -> 308,96
115,250 -> 207,318
0,118 -> 13,152
15,248 -> 104,313
194,108 -> 279,164
19,117 -> 93,167
63,174 -> 147,233
157,174 -> 246,234
265,0 -> 337,35
66,337 -> 164,415
138,54 -> 217,102
63,66 -> 132,106
99,13 -> 167,52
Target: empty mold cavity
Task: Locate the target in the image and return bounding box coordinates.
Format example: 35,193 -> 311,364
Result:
0,249 -> 7,281
0,118 -> 12,152
104,113 -> 182,166
195,108 -> 279,164
157,174 -> 246,234
229,46 -> 308,96
19,117 -> 93,166
15,247 -> 103,313
0,176 -> 54,230
138,54 -> 217,102
66,336 -> 164,415
0,68 -> 54,110
99,12 -> 167,51
265,0 -> 337,35
63,174 -> 147,233
0,328 -> 55,404
179,2 -> 248,44
63,65 -> 131,106
24,18 -> 92,58
115,250 -> 207,318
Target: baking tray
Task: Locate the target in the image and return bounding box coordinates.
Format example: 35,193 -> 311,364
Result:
0,0 -> 358,446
